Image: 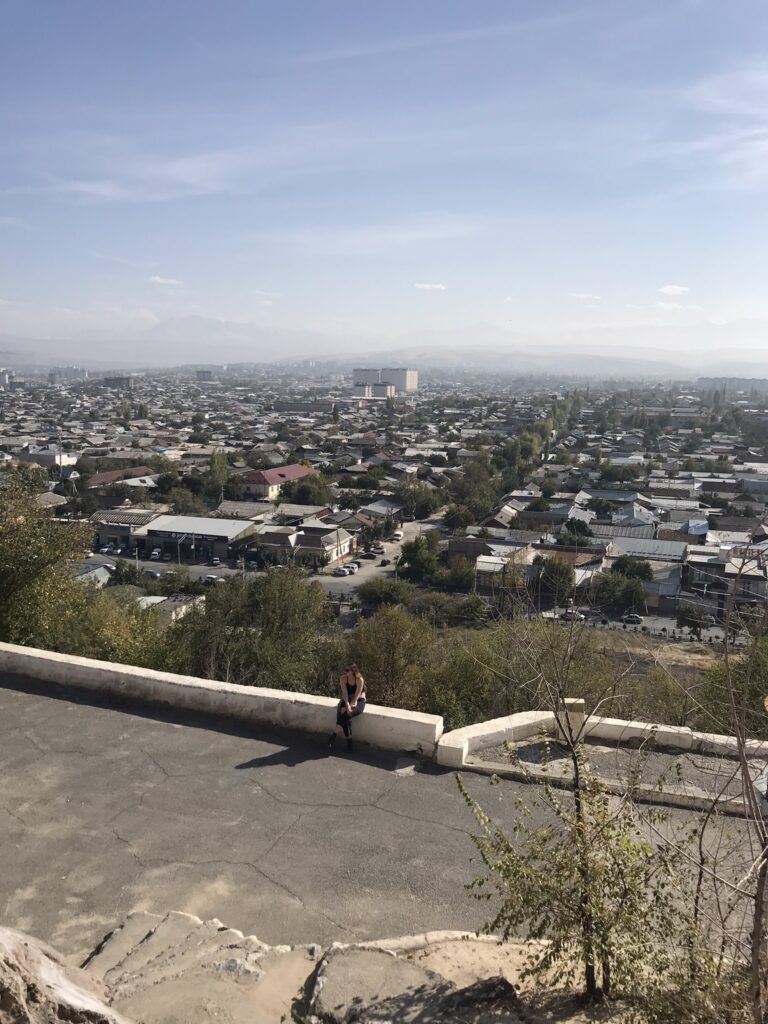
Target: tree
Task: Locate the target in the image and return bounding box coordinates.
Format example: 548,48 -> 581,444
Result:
443,505 -> 475,531
594,572 -> 647,615
610,555 -> 653,581
0,475 -> 91,645
533,556 -> 575,605
348,606 -> 434,706
280,475 -> 332,507
356,577 -> 413,609
398,536 -> 438,583
459,760 -> 682,1002
165,568 -> 335,691
167,487 -> 207,515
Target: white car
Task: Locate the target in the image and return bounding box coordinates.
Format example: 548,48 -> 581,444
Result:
150,549 -> 161,560
392,530 -> 404,541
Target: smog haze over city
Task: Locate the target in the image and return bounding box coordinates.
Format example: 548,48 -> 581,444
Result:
3,0 -> 768,375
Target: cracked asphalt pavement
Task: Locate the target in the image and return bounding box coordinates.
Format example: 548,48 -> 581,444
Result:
0,677 -> 547,960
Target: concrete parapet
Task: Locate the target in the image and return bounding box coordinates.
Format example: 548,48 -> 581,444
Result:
0,642 -> 443,757
584,716 -> 694,752
556,698 -> 585,743
435,711 -> 554,768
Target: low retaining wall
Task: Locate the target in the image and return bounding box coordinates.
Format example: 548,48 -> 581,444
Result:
435,711 -> 553,768
0,642 -> 443,758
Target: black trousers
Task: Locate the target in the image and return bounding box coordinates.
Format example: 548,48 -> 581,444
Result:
336,698 -> 366,737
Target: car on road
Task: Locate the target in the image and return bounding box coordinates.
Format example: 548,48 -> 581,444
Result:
99,545 -> 111,554
332,566 -> 350,577
345,563 -> 359,574
360,551 -> 377,560
379,558 -> 391,566
144,569 -> 161,579
621,613 -> 644,625
210,556 -> 221,567
203,574 -> 223,585
392,530 -> 404,541
372,545 -> 385,555
150,548 -> 161,560
559,610 -> 585,622
402,514 -> 416,522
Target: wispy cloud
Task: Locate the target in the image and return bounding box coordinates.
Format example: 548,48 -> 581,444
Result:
655,300 -> 703,311
658,284 -> 689,295
253,288 -> 282,298
414,282 -> 447,291
568,291 -> 601,301
296,10 -> 585,65
150,275 -> 181,286
250,215 -> 479,256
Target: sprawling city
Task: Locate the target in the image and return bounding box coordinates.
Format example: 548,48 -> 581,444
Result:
3,3 -> 768,1023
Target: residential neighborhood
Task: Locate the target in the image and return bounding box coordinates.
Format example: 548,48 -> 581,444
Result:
2,363 -> 768,629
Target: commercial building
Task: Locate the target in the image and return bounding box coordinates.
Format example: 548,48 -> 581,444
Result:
133,515 -> 255,561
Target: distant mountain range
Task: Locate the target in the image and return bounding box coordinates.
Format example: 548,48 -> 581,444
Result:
2,315 -> 768,378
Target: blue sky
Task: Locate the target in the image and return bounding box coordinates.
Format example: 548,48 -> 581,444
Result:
2,0 -> 768,353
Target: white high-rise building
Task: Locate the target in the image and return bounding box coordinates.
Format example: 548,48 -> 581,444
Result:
381,368 -> 418,393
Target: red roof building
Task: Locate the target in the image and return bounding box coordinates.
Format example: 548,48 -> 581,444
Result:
242,463 -> 317,499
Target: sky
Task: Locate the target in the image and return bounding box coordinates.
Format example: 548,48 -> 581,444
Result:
2,0 -> 768,358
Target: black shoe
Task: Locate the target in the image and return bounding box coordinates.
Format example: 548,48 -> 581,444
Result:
346,738 -> 353,753
328,733 -> 336,748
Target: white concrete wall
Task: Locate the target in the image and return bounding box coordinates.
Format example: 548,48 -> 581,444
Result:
435,711 -> 554,768
0,642 -> 443,758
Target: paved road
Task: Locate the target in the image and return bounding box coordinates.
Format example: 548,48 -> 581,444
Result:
0,679 -> 527,961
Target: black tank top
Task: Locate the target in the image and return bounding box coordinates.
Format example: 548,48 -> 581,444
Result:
345,673 -> 365,700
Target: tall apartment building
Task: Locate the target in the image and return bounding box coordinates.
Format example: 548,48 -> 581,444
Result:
381,368 -> 418,393
352,367 -> 418,393
352,368 -> 381,386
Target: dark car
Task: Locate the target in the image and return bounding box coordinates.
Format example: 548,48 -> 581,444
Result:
361,551 -> 377,560
379,558 -> 391,566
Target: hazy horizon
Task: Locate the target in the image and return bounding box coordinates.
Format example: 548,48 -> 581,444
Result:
3,1 -> 768,367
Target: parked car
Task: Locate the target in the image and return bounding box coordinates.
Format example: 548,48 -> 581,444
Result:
210,556 -> 221,567
402,514 -> 416,522
392,529 -> 404,541
203,574 -> 219,585
144,569 -> 161,579
701,614 -> 717,627
99,545 -> 111,554
621,613 -> 644,625
162,552 -> 173,562
379,558 -> 391,567
332,567 -> 350,577
559,610 -> 585,622
361,551 -> 377,560
372,545 -> 385,555
150,548 -> 161,560
345,563 -> 359,574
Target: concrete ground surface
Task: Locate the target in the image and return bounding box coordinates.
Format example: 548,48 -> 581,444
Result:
0,677 -> 542,962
